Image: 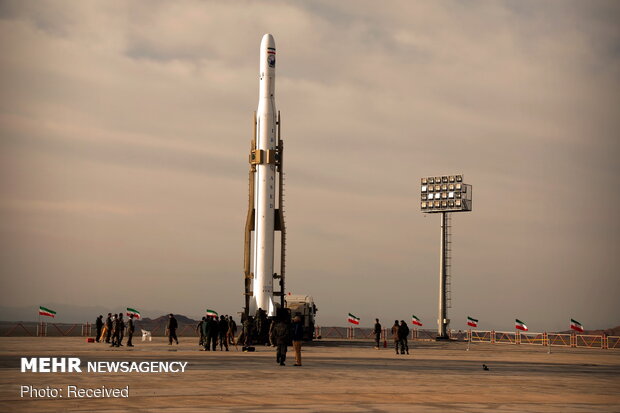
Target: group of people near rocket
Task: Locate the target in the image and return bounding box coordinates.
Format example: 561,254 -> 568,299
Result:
95,313 -> 136,347
94,309 -> 305,366
195,314 -> 237,351
196,308 -> 304,366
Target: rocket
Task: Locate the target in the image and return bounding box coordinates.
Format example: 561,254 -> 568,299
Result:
249,34 -> 278,316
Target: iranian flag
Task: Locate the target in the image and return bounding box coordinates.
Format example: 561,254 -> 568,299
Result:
570,318 -> 584,333
126,308 -> 141,320
515,319 -> 528,331
467,316 -> 478,328
347,313 -> 360,325
206,309 -> 218,318
39,306 -> 56,318
411,315 -> 423,326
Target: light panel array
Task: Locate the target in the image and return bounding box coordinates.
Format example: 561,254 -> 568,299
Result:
421,175 -> 472,213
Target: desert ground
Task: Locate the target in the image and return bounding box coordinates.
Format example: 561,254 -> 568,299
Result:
0,337 -> 618,412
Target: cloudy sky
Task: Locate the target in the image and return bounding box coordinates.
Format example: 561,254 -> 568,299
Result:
0,1 -> 618,330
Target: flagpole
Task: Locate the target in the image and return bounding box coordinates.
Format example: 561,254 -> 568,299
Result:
467,328 -> 470,351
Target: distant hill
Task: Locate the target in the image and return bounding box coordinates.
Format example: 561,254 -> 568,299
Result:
134,314 -> 200,335
141,314 -> 199,324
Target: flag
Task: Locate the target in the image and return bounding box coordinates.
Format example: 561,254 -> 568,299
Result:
126,308 -> 141,320
206,309 -> 218,318
570,318 -> 584,333
515,319 -> 528,331
347,313 -> 360,325
467,316 -> 478,328
39,306 -> 56,318
411,315 -> 423,326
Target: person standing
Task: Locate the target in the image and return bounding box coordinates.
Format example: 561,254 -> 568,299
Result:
374,318 -> 382,349
126,314 -> 135,347
218,315 -> 229,351
95,315 -> 103,343
227,315 -> 237,346
204,316 -> 218,351
167,313 -> 179,345
110,314 -> 119,347
291,316 -> 304,366
255,308 -> 268,344
105,313 -> 113,343
271,316 -> 289,366
202,317 -> 213,351
391,320 -> 400,354
196,317 -> 206,347
398,320 -> 410,355
242,316 -> 254,349
118,313 -> 125,346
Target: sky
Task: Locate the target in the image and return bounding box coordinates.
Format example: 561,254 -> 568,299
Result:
0,0 -> 618,331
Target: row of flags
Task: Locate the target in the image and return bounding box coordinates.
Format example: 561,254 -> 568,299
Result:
36,307 -> 226,321
37,305 -> 587,334
38,306 -> 222,321
38,306 -> 142,320
346,312 -> 586,333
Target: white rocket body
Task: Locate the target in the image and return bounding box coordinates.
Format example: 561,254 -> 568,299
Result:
251,34 -> 277,317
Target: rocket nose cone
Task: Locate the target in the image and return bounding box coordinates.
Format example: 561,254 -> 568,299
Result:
260,34 -> 276,74
261,33 -> 275,50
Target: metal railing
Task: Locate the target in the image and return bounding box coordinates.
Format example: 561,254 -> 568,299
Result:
465,329 -> 617,350
547,333 -> 571,347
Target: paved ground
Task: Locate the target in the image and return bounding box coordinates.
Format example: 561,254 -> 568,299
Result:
0,337 -> 619,412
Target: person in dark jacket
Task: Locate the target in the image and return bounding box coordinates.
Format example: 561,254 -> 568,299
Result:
105,313 -> 113,343
126,314 -> 135,347
167,314 -> 179,345
291,316 -> 304,366
196,317 -> 206,347
271,317 -> 290,366
117,313 -> 125,346
398,320 -> 410,355
391,320 -> 400,354
204,316 -> 219,351
374,318 -> 382,349
201,317 -> 210,351
227,316 -> 237,345
95,315 -> 103,342
110,314 -> 119,347
256,308 -> 267,344
218,315 -> 229,351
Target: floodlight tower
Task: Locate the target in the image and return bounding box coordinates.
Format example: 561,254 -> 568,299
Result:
420,174 -> 472,340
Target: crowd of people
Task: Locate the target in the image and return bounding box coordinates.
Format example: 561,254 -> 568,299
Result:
195,314 -> 236,351
191,309 -> 305,366
94,313 -> 135,347
94,311 -> 411,367
93,309 -> 307,366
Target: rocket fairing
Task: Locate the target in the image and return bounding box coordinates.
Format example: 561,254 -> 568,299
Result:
250,34 -> 278,316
